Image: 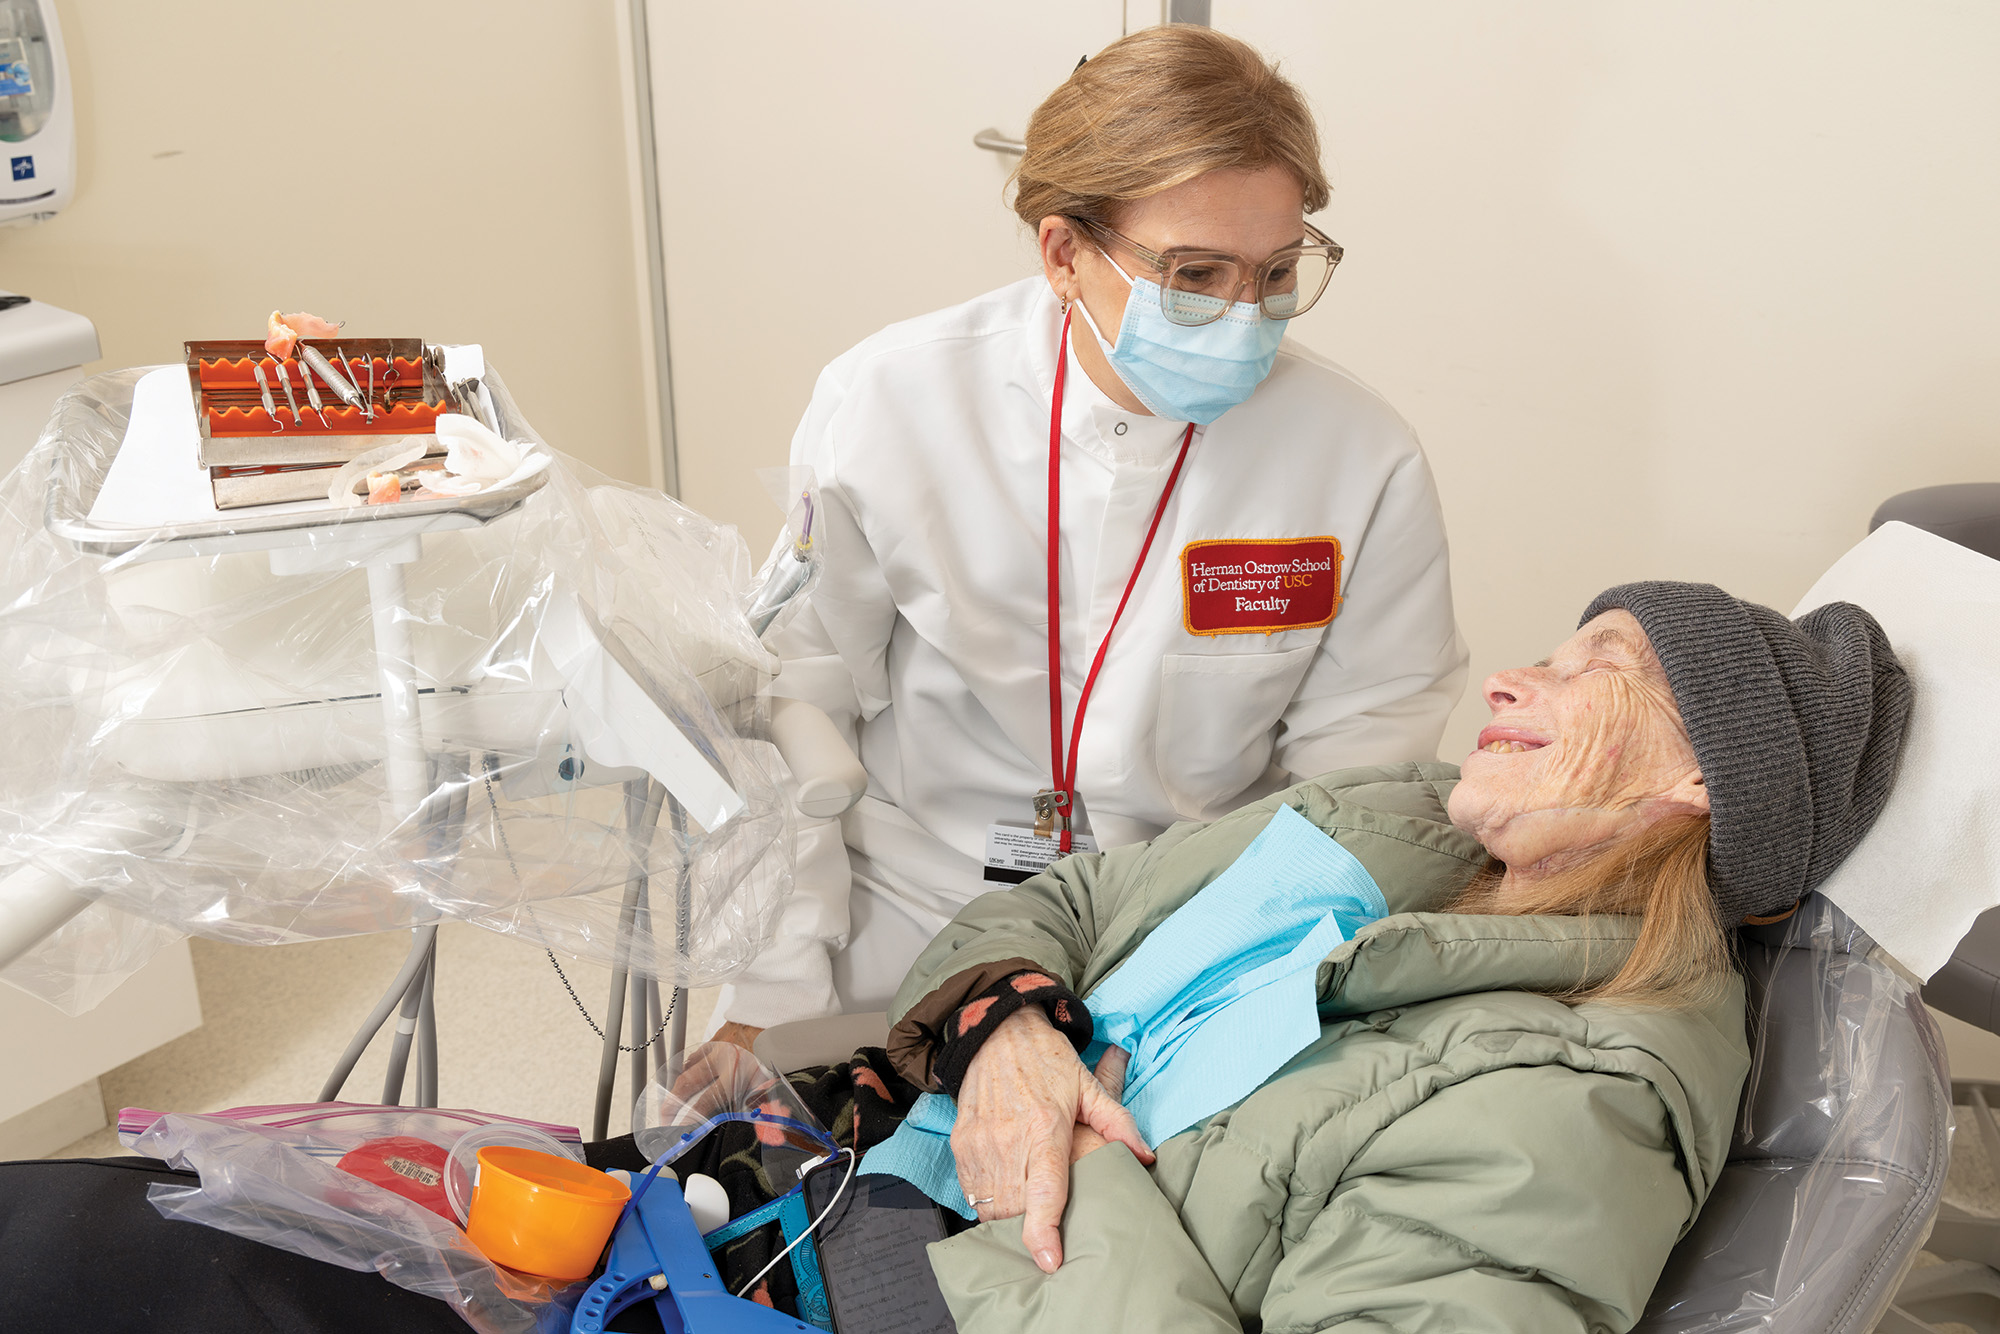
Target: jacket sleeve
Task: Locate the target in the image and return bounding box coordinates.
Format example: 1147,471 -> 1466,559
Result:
1272,450 -> 1469,777
884,833 -> 1159,1089
1260,1065 -> 1694,1333
928,1144 -> 1240,1334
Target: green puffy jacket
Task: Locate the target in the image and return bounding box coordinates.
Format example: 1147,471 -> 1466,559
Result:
885,764 -> 1751,1334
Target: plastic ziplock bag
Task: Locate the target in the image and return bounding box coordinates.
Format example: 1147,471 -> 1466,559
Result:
0,362 -> 799,1014
126,1101 -> 591,1334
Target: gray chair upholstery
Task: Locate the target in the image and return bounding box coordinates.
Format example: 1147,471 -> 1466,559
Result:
1637,896 -> 1952,1332
1922,908 -> 2000,1035
1870,483 -> 2000,562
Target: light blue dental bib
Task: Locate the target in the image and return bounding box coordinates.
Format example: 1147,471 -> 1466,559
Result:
860,804 -> 1387,1216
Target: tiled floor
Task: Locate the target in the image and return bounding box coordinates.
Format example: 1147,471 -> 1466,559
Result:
52,923 -> 715,1158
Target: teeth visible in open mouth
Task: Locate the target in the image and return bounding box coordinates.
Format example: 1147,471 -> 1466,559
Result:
1482,740 -> 1536,754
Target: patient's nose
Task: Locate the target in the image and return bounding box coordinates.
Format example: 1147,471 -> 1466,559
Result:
1483,671 -> 1526,710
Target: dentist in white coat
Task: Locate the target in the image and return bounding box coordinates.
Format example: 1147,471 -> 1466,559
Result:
711,26 -> 1468,1046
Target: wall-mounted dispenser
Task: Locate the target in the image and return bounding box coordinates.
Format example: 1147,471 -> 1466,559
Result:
0,0 -> 73,226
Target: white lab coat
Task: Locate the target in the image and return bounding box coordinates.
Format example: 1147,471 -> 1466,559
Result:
711,277 -> 1468,1029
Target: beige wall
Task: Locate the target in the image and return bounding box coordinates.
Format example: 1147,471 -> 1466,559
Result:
26,1 -> 1994,766
651,0 -> 1120,539
654,2 -> 2000,768
1213,1 -> 2000,759
0,0 -> 653,484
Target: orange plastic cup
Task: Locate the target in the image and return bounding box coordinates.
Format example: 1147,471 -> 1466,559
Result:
464,1146 -> 631,1281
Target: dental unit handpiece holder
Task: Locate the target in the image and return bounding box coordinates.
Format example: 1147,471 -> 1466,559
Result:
746,491 -> 815,638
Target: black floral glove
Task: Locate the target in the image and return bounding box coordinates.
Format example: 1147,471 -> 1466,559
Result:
932,970 -> 1093,1096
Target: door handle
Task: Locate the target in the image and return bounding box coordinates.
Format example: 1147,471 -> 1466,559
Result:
972,128 -> 1026,156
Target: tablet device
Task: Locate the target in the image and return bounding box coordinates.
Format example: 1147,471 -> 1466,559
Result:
802,1163 -> 958,1333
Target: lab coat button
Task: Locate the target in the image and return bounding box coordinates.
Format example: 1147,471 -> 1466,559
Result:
1114,421 -> 1128,435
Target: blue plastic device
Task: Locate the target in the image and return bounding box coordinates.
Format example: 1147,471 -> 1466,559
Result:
569,1172 -> 828,1334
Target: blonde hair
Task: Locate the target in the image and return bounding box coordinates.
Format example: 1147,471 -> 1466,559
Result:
1010,26 -> 1331,231
1449,816 -> 1732,1009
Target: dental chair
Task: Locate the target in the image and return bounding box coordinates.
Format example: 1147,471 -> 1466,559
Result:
759,881 -> 1956,1332
1640,484 -> 2000,1331
754,484 -> 2000,1332
1636,896 -> 1950,1331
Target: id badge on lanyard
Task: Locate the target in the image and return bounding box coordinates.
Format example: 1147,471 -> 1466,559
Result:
981,306 -> 1193,888
983,794 -> 1099,885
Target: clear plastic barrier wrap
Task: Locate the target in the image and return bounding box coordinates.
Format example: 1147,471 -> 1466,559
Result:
128,1103 -> 586,1334
0,364 -> 796,1013
631,1039 -> 833,1173
1637,895 -> 1952,1333
745,465 -> 822,642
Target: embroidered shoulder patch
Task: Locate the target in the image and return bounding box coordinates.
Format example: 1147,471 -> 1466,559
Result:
1181,537 -> 1342,636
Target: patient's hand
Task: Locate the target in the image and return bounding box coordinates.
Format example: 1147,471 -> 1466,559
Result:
952,1008 -> 1151,1274
1069,1046 -> 1131,1163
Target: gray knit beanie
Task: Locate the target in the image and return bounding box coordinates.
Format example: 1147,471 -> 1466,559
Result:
1579,583 -> 1912,925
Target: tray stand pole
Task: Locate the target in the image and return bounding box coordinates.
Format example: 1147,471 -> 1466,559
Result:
288,532 -> 449,1105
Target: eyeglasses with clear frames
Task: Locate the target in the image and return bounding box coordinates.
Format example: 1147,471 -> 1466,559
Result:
1069,216 -> 1344,327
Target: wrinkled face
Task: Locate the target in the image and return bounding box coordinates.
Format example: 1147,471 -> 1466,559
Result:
1447,610 -> 1710,875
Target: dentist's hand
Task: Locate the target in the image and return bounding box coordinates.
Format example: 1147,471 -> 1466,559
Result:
711,1021 -> 765,1051
951,1006 -> 1152,1273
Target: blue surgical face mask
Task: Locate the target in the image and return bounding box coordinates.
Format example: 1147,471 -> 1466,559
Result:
1071,251 -> 1286,425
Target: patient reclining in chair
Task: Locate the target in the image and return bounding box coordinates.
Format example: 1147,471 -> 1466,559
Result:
872,581 -> 1912,1334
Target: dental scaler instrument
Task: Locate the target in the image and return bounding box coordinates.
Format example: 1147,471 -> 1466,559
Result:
252,362 -> 285,429
300,344 -> 366,418
339,344 -> 376,422
297,356 -> 331,429
273,357 -> 306,428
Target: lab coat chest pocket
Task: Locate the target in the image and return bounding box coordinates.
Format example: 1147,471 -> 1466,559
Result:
1155,643 -> 1318,819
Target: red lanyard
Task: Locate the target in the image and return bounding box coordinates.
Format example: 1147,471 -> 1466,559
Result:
1043,305 -> 1196,851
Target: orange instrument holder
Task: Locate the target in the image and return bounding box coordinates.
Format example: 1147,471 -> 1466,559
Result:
186,337 -> 443,438
203,399 -> 445,438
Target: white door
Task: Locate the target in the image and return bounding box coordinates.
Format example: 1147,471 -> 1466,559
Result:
647,1 -> 1126,538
